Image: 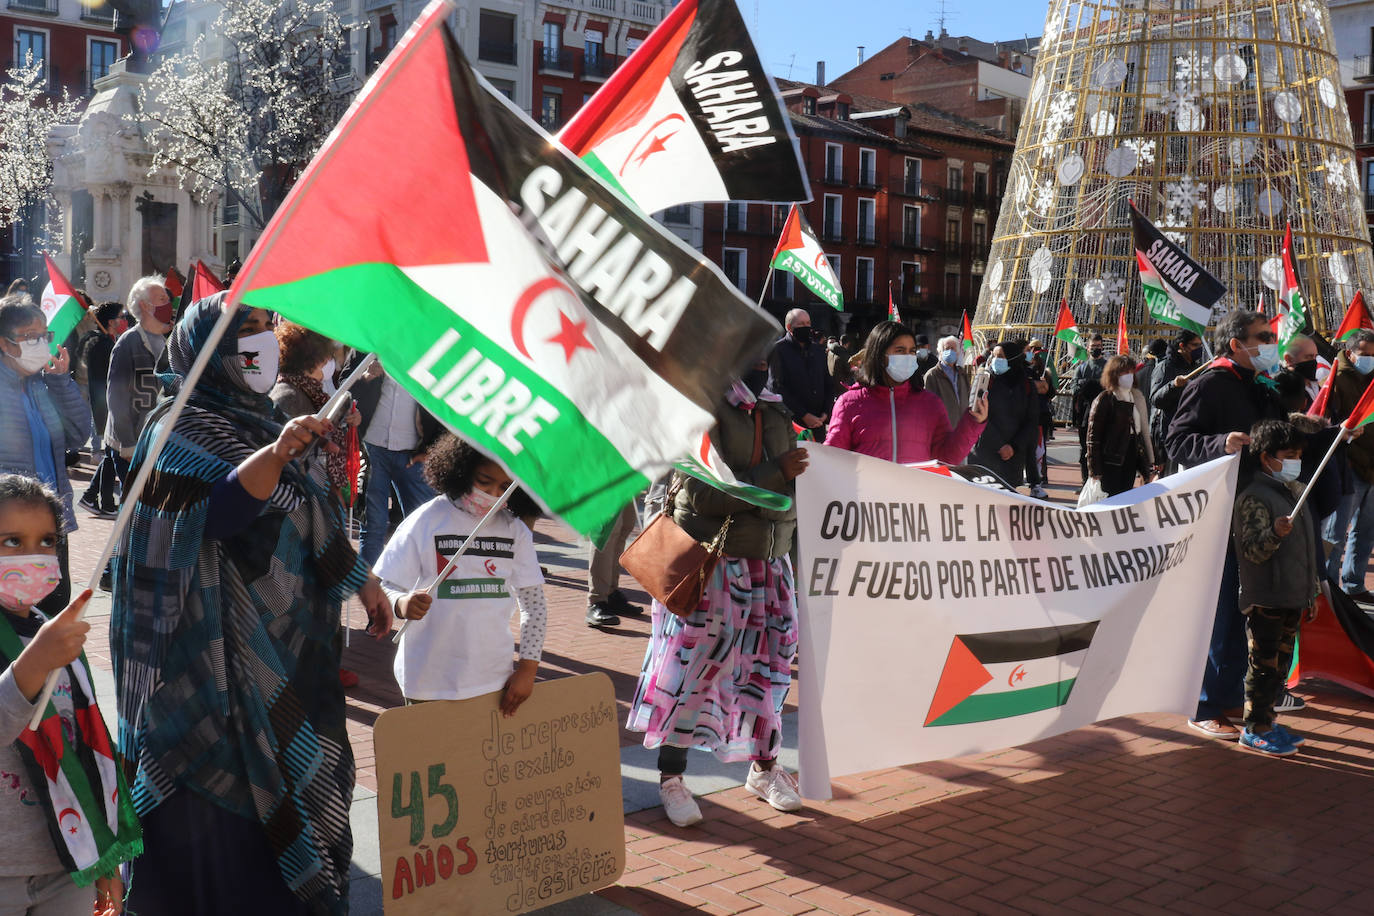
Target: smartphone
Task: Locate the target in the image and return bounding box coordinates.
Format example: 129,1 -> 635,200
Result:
969,368 -> 990,410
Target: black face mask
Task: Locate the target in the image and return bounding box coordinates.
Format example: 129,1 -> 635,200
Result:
1293,358 -> 1319,381
1188,347 -> 1204,364
743,368 -> 769,394
1090,348 -> 1104,360
791,326 -> 812,346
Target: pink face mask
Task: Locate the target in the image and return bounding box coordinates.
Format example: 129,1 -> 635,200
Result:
0,555 -> 61,611
459,489 -> 501,518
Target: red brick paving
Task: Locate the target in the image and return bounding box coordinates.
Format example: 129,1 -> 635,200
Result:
65,452 -> 1374,914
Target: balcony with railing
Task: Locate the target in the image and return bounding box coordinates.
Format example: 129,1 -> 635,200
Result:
822,166 -> 845,186
821,223 -> 845,243
856,227 -> 878,246
1355,55 -> 1374,83
478,39 -> 517,65
583,53 -> 623,80
8,0 -> 58,13
892,177 -> 941,200
1366,191 -> 1374,212
80,2 -> 115,23
538,47 -> 574,74
723,211 -> 785,236
896,229 -> 936,252
551,0 -> 666,24
944,187 -> 968,206
857,169 -> 878,190
1360,122 -> 1374,146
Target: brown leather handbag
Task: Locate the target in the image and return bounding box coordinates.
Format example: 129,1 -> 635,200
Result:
619,411 -> 761,617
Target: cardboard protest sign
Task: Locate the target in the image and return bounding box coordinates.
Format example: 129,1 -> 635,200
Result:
794,445 -> 1239,799
375,673 -> 625,915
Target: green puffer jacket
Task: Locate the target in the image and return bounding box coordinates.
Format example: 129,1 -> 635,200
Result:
671,397 -> 797,561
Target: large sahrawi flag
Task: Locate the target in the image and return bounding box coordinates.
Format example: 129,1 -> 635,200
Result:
557,0 -> 808,214
231,1 -> 778,537
1130,201 -> 1223,335
794,444 -> 1237,799
771,205 -> 842,310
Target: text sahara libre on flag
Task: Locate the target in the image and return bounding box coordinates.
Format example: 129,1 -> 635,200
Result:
229,0 -> 779,538
771,205 -> 842,310
1130,201 -> 1224,336
39,255 -> 85,355
557,0 -> 808,215
925,621 -> 1099,727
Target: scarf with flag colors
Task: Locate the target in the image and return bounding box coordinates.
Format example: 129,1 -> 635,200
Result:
1334,290 -> 1373,343
556,0 -> 807,214
230,1 -> 778,540
0,613 -> 142,885
960,310 -> 974,362
770,205 -> 842,310
1130,201 -> 1223,335
1276,223 -> 1310,352
1054,299 -> 1087,364
38,255 -> 85,355
1116,305 -> 1128,355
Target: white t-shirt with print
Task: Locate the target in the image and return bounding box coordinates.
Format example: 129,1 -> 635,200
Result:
375,496 -> 543,701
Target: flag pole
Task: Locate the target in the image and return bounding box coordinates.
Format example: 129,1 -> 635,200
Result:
392,480 -> 519,643
1180,353 -> 1219,381
28,299 -> 244,729
1290,426 -> 1348,523
756,266 -> 774,309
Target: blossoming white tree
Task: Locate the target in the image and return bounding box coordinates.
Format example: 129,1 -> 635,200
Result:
0,58 -> 80,232
138,0 -> 359,231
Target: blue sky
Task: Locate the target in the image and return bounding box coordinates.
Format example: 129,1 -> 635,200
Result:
751,0 -> 1049,84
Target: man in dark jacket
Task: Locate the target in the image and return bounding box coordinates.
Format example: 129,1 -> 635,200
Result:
1166,310 -> 1286,741
969,339 -> 1037,488
768,308 -> 832,442
77,303 -> 129,516
1273,334 -> 1320,413
1149,329 -> 1204,474
1071,334 -> 1107,478
1323,329 -> 1374,601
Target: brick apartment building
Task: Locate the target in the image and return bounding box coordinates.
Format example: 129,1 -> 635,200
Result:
1333,0 -> 1374,244
1,0 -> 124,285
700,79 -> 1013,340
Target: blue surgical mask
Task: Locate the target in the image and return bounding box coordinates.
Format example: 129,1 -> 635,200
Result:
990,357 -> 1010,375
916,347 -> 930,360
940,348 -> 959,366
1271,458 -> 1302,483
1355,354 -> 1374,375
1025,351 -> 1036,362
1249,343 -> 1280,373
886,354 -> 920,383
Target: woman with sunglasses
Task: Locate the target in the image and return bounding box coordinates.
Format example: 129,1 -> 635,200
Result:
0,294 -> 92,614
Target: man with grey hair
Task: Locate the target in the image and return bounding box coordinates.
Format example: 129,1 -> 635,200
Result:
768,308 -> 831,440
924,335 -> 971,427
1323,328 -> 1374,601
100,276 -> 172,495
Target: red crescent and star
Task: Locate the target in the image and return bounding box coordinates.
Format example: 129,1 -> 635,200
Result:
1007,664 -> 1028,687
58,806 -> 82,835
619,114 -> 685,177
484,559 -> 498,576
509,278 -> 595,365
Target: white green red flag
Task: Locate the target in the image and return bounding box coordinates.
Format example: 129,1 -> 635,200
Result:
1277,223 -> 1310,352
230,2 -> 780,538
888,281 -> 899,322
39,255 -> 85,354
1130,201 -> 1223,335
1054,299 -> 1087,364
961,310 -> 974,363
771,205 -> 842,310
1334,291 -> 1373,343
557,0 -> 808,214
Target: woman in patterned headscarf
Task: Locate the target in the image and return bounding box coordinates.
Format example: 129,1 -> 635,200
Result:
110,293 -> 392,915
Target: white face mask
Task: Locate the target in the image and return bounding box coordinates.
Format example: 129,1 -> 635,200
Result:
886,354 -> 920,383
11,338 -> 50,375
236,330 -> 280,394
1248,343 -> 1281,373
1118,373 -> 1134,389
320,358 -> 338,396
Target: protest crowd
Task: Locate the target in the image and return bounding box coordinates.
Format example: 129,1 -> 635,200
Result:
2,2 -> 1373,913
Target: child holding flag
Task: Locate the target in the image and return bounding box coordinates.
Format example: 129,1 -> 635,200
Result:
0,474 -> 139,913
375,434 -> 548,713
1231,420 -> 1318,757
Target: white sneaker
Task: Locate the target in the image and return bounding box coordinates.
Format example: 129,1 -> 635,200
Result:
745,763 -> 803,812
658,776 -> 703,827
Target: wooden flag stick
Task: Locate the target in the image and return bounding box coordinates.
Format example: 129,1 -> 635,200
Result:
1291,425 -> 1350,523
28,299 -> 244,729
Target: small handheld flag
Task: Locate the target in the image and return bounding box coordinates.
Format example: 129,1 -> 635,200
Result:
1276,223 -> 1310,352
1334,291 -> 1373,343
1054,299 -> 1087,364
960,310 -> 974,363
888,281 -> 899,322
771,205 -> 843,310
1130,200 -> 1224,335
38,255 -> 86,355
1116,305 -> 1128,355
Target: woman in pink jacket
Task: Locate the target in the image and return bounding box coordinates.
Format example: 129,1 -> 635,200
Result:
827,321 -> 988,463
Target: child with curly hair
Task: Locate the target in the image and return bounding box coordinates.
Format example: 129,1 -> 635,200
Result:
373,434 -> 546,715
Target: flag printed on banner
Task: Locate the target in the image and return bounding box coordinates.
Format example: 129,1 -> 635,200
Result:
230,1 -> 779,538
557,0 -> 808,215
1276,223 -> 1310,352
1130,201 -> 1223,335
39,256 -> 85,355
1334,290 -> 1373,343
771,205 -> 842,310
961,310 -> 975,363
1054,299 -> 1087,364
924,622 -> 1100,726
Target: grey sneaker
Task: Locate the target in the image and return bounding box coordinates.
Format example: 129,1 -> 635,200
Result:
585,603 -> 620,628
745,764 -> 803,812
658,776 -> 702,827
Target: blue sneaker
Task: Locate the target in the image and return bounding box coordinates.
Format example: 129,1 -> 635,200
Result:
1239,727 -> 1299,757
1271,723 -> 1305,747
